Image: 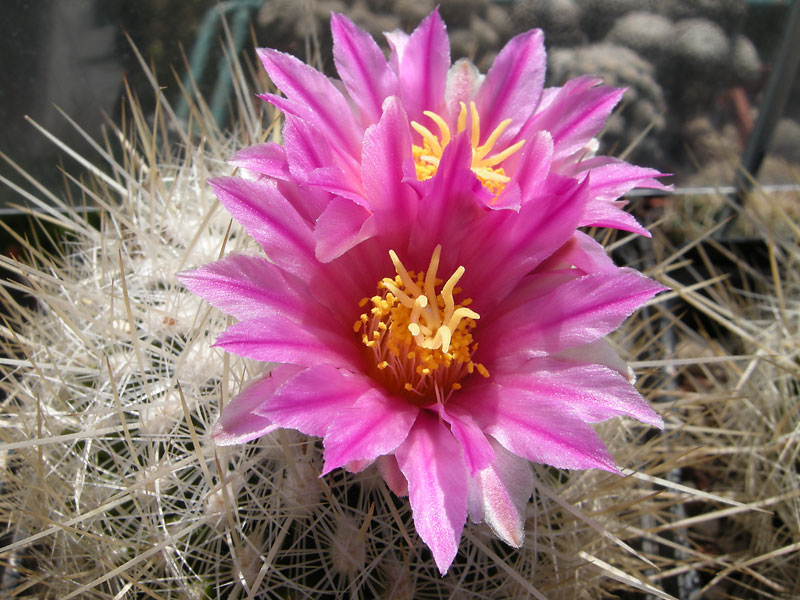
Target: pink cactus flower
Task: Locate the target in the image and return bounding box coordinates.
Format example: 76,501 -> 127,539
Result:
179,10 -> 667,574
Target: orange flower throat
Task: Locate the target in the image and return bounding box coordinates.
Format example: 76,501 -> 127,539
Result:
354,246 -> 489,404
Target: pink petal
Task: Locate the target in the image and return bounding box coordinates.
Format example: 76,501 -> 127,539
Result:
208,177 -> 317,280
489,180 -> 522,211
495,359 -> 663,427
568,156 -> 671,203
178,255 -> 326,323
484,270 -> 580,319
462,174 -> 589,310
410,131 -> 488,261
525,77 -> 625,160
436,403 -> 495,476
212,365 -> 302,445
395,412 -> 468,575
580,199 -> 651,237
282,116 -> 364,203
344,459 -> 372,473
455,382 -> 619,472
276,178 -> 330,225
257,48 -> 361,171
484,268 -> 666,364
534,231 -> 617,275
445,59 -> 483,122
259,364 -> 374,437
331,13 -> 398,125
214,314 -> 359,369
510,130 -> 554,206
377,455 -> 408,496
315,197 -> 377,262
230,143 -> 291,180
384,29 -> 409,75
469,439 -> 532,547
361,96 -> 418,233
321,389 -> 419,475
554,338 -> 634,382
397,9 -> 450,124
476,29 -> 545,147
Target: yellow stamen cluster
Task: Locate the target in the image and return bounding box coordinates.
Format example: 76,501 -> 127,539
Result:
411,101 -> 526,196
353,246 -> 489,403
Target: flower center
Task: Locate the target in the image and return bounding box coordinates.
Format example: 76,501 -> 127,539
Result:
353,245 -> 489,405
411,101 -> 526,196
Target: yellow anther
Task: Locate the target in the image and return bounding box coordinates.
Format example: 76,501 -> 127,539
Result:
356,247 -> 489,403
410,121 -> 443,155
457,102 -> 468,133
358,297 -> 369,307
480,139 -> 526,167
389,249 -> 422,297
475,118 -> 511,160
470,101 -> 480,148
477,363 -> 490,378
410,101 -> 525,196
438,326 -> 452,354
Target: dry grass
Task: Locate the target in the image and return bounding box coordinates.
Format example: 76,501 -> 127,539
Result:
0,31 -> 798,600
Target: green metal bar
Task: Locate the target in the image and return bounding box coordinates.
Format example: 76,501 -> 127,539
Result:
175,0 -> 261,126
720,0 -> 800,237
210,3 -> 257,126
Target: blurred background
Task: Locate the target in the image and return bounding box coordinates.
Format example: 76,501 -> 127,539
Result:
1,0 -> 798,225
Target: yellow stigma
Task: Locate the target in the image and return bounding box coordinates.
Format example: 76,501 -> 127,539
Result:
354,245 -> 489,404
411,101 -> 526,196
